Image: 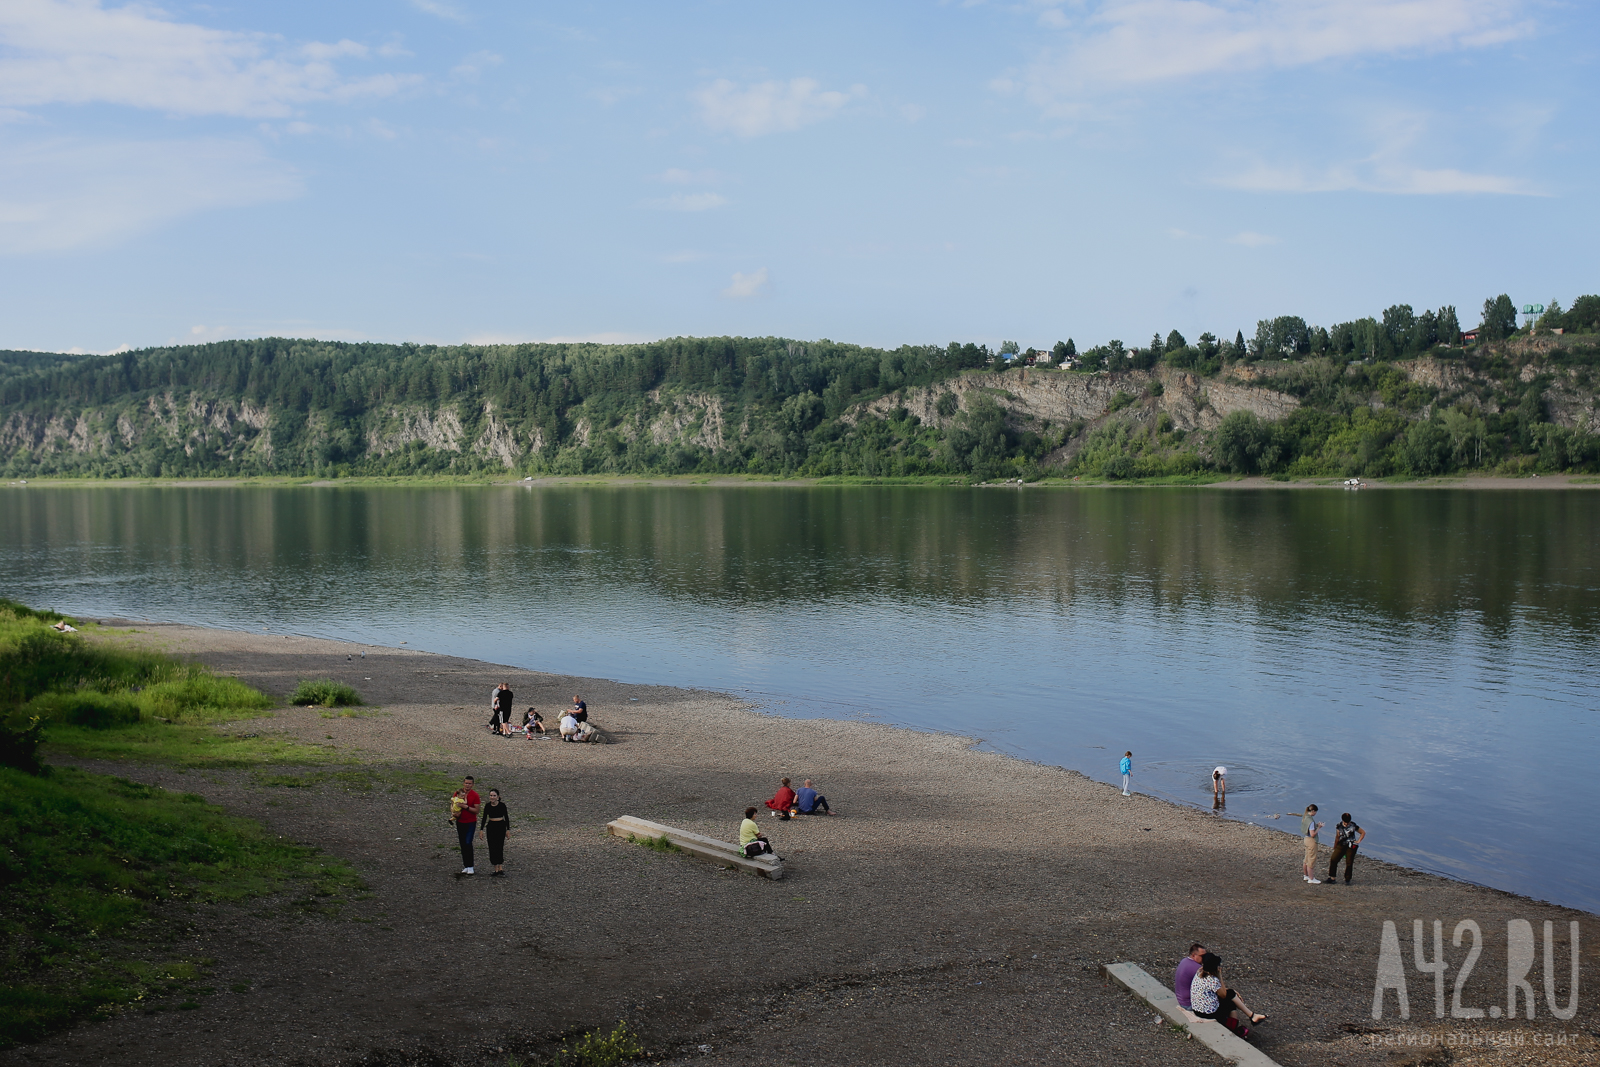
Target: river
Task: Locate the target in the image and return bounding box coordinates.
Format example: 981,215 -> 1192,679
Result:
2,483 -> 1596,911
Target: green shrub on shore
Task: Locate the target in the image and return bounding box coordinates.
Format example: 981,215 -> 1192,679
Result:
0,765 -> 362,1047
288,679 -> 363,707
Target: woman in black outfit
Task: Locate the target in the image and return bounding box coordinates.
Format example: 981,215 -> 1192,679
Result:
478,789 -> 512,876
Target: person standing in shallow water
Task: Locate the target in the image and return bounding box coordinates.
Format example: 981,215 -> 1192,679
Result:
1120,752 -> 1132,796
479,789 -> 511,876
451,776 -> 481,876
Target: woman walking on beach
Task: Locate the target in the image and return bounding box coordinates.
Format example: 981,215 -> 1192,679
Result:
479,788 -> 512,876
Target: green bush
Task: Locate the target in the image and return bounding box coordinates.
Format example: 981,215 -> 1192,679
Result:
0,715 -> 44,773
555,1022 -> 645,1067
288,679 -> 363,707
21,691 -> 141,729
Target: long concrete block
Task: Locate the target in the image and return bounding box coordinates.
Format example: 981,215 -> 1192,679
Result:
1100,961 -> 1280,1067
607,815 -> 786,880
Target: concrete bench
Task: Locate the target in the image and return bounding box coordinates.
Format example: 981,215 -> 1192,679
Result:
606,815 -> 786,880
1100,961 -> 1280,1067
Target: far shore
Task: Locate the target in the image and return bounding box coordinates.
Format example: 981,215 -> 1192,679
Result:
5,471 -> 1599,491
8,620 -> 1592,1067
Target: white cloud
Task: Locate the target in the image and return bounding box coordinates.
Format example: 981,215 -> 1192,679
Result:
410,0 -> 467,22
0,0 -> 415,118
1228,231 -> 1278,247
1167,227 -> 1203,240
1024,1 -> 1532,106
1223,161 -> 1541,195
646,192 -> 727,212
451,51 -> 501,80
694,78 -> 862,137
721,267 -> 769,299
0,137 -> 301,254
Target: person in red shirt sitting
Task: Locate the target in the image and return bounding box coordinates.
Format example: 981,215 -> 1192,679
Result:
450,776 -> 481,876
764,777 -> 797,820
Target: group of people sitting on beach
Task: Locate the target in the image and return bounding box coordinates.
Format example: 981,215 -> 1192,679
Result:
1175,942 -> 1267,1040
738,777 -> 836,859
486,685 -> 598,743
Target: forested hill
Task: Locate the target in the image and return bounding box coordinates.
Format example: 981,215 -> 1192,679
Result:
3,299 -> 1600,482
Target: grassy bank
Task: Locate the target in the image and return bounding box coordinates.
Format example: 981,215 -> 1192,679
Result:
0,600 -> 364,1047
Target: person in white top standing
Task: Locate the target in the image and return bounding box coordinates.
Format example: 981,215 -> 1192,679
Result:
1301,804 -> 1324,884
1212,766 -> 1227,806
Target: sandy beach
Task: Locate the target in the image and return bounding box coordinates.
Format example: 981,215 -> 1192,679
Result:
3,623 -> 1593,1067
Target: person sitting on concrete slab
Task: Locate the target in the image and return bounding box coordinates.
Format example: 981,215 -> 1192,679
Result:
794,779 -> 832,815
764,778 -> 797,819
1190,952 -> 1266,1038
1173,943 -> 1206,1019
740,807 -> 777,858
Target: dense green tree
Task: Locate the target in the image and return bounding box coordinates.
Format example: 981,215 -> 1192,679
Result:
1480,294 -> 1518,341
1165,329 -> 1186,352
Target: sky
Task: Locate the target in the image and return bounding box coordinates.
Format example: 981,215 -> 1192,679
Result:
0,0 -> 1595,355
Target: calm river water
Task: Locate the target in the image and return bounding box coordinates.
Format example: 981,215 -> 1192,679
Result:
2,484 -> 1596,911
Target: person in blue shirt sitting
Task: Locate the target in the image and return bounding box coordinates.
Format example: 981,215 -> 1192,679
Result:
794,778 -> 834,816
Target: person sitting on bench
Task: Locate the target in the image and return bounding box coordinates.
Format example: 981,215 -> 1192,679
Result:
1190,952 -> 1267,1038
740,807 -> 776,858
764,778 -> 797,819
794,779 -> 832,815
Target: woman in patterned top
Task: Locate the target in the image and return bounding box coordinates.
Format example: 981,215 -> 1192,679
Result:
1190,952 -> 1266,1037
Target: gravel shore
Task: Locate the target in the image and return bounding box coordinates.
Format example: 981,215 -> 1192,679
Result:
5,623 -> 1594,1067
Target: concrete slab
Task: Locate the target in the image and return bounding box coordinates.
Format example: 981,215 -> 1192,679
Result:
1101,961 -> 1280,1067
607,814 -> 787,879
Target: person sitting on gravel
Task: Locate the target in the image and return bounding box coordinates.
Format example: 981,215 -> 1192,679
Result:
794,779 -> 832,815
522,708 -> 545,737
559,711 -> 580,741
740,807 -> 777,858
764,778 -> 797,819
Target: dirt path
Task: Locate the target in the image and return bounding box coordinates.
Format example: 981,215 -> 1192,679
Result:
4,623 -> 1594,1067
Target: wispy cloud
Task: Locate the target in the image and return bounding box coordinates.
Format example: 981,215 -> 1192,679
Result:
451,51 -> 501,81
1022,1 -> 1533,108
1228,231 -> 1278,247
411,0 -> 468,22
1223,162 -> 1541,196
0,137 -> 301,254
657,168 -> 723,185
0,0 -> 416,117
645,192 -> 727,212
721,267 -> 769,299
694,78 -> 863,137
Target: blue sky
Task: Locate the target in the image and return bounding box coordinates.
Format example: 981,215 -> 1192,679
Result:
0,0 -> 1594,354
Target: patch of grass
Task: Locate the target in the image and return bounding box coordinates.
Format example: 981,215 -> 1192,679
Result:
42,722 -> 336,768
553,1021 -> 645,1067
288,679 -> 363,707
627,833 -> 682,854
253,766 -> 454,794
0,765 -> 362,1047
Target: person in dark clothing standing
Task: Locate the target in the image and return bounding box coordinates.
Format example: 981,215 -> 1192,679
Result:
490,683 -> 515,734
1326,813 -> 1366,885
479,789 -> 512,876
450,776 -> 481,876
